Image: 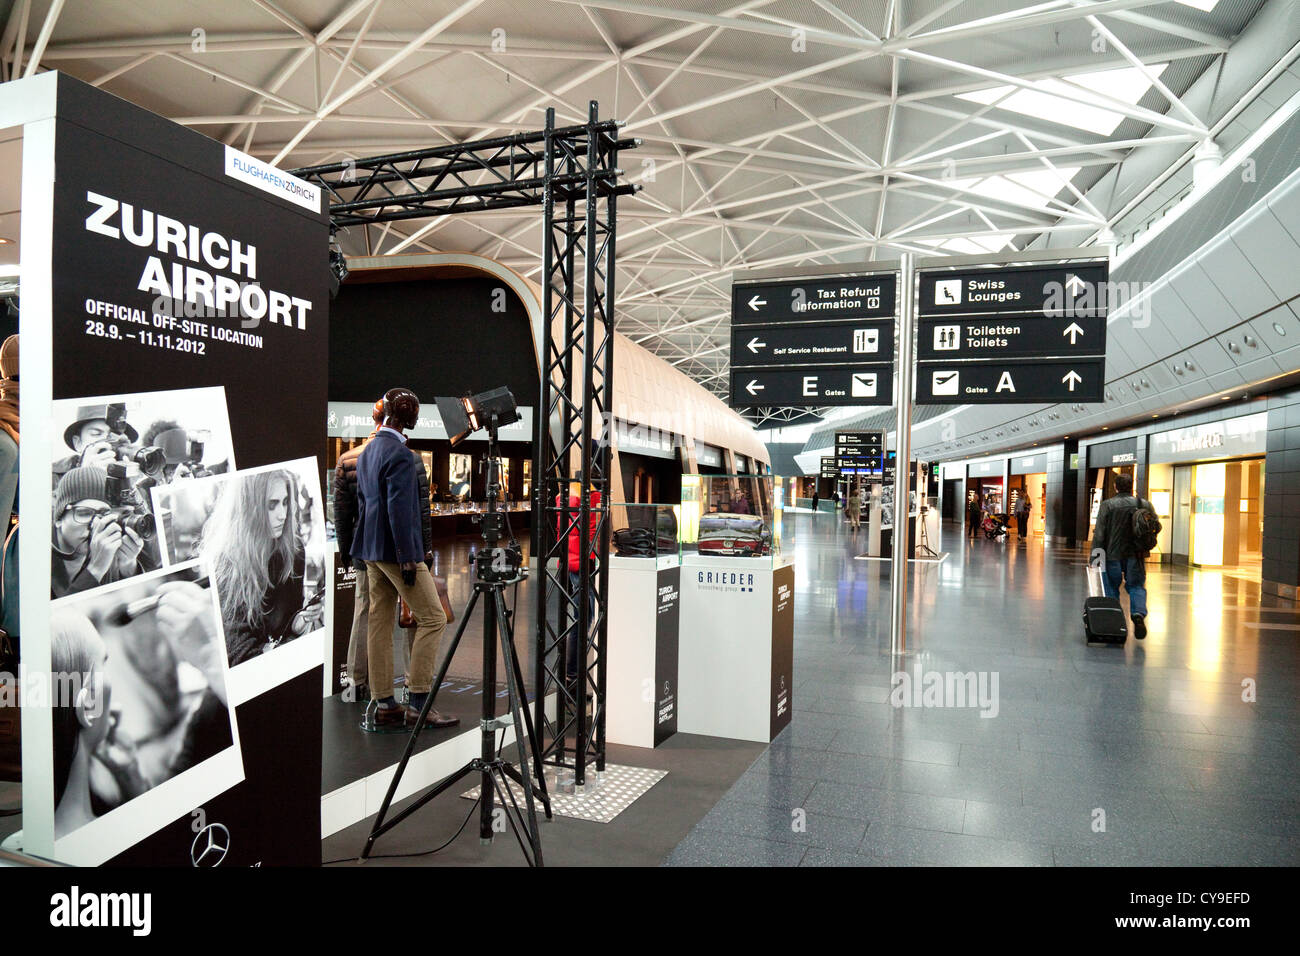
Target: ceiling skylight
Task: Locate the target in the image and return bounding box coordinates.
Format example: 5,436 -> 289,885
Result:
957,64 -> 1169,136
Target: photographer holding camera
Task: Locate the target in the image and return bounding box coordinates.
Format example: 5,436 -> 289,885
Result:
52,404 -> 161,490
51,466 -> 147,598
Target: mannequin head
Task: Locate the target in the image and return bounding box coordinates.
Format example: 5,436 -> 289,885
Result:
381,388 -> 420,433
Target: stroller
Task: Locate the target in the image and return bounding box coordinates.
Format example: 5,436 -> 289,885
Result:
980,512 -> 1009,539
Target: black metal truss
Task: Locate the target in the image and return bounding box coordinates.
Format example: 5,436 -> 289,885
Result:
292,104 -> 637,789
291,117 -> 636,228
531,103 -> 625,785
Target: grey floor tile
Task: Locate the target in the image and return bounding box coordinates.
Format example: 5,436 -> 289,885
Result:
723,770 -> 819,810
695,800 -> 868,852
828,731 -> 961,765
861,823 -> 1054,866
664,828 -> 807,867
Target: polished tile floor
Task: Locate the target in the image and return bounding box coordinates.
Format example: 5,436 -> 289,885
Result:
667,512 -> 1300,867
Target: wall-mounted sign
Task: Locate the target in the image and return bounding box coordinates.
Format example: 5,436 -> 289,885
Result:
327,402 -> 534,443
695,443 -> 724,469
967,460 -> 1001,477
1010,453 -> 1047,475
1087,437 -> 1139,468
1148,412 -> 1267,464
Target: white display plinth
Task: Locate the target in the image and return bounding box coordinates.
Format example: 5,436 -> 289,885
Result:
607,555 -> 680,748
678,554 -> 795,743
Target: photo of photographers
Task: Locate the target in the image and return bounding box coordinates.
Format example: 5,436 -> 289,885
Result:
150,458 -> 328,668
47,564 -> 239,841
50,388 -> 235,600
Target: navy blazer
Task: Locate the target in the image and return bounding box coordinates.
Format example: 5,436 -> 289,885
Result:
350,430 -> 425,564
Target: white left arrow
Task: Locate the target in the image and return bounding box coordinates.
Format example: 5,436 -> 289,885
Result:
747,337 -> 767,353
1062,369 -> 1083,391
748,295 -> 767,311
746,380 -> 764,396
1063,322 -> 1085,344
1065,274 -> 1087,296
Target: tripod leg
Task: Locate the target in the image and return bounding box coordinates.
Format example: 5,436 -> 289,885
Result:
360,587 -> 482,861
503,596 -> 553,817
495,589 -> 544,866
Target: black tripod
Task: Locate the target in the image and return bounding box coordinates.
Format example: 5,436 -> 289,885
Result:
359,419 -> 551,866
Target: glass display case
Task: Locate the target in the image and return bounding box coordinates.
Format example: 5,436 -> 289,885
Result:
609,502 -> 680,566
679,474 -> 789,566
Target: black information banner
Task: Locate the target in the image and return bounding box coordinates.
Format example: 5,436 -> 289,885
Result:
730,320 -> 894,368
332,553 -> 357,696
820,456 -> 840,478
917,358 -> 1106,404
732,274 -> 897,325
769,564 -> 795,740
731,363 -> 893,406
34,76 -> 329,866
654,565 -> 680,746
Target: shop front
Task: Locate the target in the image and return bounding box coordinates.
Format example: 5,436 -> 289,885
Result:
1145,412 -> 1267,568
1085,438 -> 1138,539
966,460 -> 1004,517
1008,452 -> 1048,538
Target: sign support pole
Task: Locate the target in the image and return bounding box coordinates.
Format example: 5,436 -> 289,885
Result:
891,253 -> 916,656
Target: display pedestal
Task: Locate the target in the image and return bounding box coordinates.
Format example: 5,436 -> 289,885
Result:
607,556 -> 680,748
678,555 -> 795,743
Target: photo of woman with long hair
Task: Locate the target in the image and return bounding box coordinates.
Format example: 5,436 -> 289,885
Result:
200,468 -> 325,665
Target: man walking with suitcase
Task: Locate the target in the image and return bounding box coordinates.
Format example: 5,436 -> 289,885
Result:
1090,474 -> 1152,640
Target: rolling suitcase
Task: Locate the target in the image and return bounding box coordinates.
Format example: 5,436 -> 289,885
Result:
1084,565 -> 1127,645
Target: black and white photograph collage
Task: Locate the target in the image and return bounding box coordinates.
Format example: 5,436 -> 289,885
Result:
47,386 -> 326,850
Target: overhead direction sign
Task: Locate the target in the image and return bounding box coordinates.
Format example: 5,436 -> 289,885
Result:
916,259 -> 1108,406
916,358 -> 1105,404
919,263 -> 1109,318
918,313 -> 1106,360
730,321 -> 894,368
730,363 -> 893,407
820,456 -> 840,478
731,274 -> 897,324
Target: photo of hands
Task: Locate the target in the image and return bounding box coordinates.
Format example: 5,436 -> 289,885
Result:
48,564 -> 238,841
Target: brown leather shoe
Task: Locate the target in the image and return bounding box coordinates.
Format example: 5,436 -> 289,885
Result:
406,707 -> 460,729
372,705 -> 406,726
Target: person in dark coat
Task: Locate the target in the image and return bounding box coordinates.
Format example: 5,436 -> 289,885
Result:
1091,473 -> 1150,639
967,497 -> 982,539
351,389 -> 455,728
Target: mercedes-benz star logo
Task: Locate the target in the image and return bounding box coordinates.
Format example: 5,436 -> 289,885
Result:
191,823 -> 231,867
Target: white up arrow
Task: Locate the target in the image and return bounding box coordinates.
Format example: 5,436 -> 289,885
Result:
748,295 -> 767,311
1065,274 -> 1087,296
746,380 -> 765,396
1062,370 -> 1083,391
1063,322 -> 1085,344
747,336 -> 767,354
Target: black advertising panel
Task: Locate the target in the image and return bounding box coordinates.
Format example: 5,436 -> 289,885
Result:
38,77 -> 328,866
730,363 -> 893,406
732,273 -> 897,325
730,320 -> 894,368
917,313 -> 1107,360
770,564 -> 795,740
332,553 -> 357,695
917,263 -> 1109,319
654,565 -> 680,746
917,358 -> 1106,404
